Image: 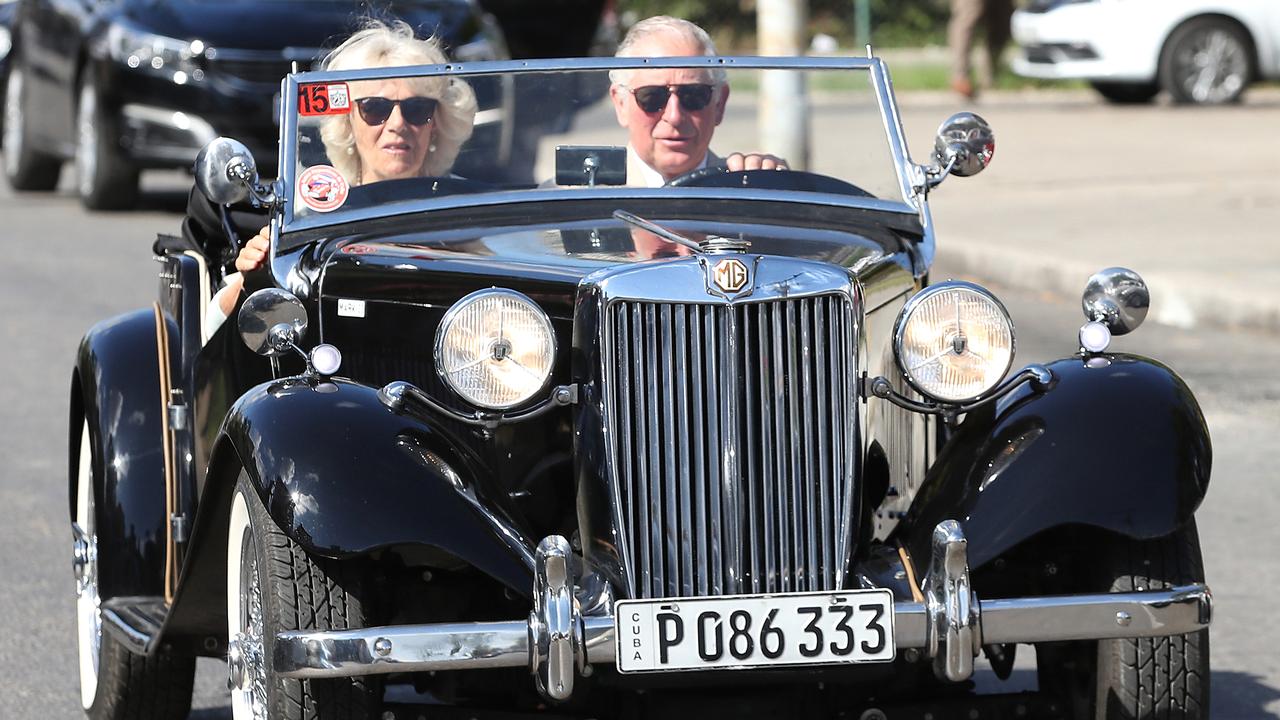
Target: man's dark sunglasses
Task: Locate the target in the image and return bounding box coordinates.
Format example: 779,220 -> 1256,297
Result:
354,96 -> 439,126
624,83 -> 716,114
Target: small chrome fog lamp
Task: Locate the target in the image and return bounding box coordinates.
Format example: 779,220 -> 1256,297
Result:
893,281 -> 1015,403
435,289 -> 556,410
1079,267 -> 1149,353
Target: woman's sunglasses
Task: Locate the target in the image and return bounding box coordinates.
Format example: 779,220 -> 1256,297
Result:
354,96 -> 439,126
622,83 -> 716,114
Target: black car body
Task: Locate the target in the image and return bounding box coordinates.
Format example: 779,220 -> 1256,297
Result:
67,57 -> 1214,720
1,0 -> 606,210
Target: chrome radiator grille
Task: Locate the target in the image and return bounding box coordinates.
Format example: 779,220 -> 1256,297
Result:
604,294 -> 857,599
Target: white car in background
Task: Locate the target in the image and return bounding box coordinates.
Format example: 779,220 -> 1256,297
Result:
1012,0 -> 1280,104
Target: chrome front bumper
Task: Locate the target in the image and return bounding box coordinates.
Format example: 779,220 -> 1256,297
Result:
267,523 -> 1212,702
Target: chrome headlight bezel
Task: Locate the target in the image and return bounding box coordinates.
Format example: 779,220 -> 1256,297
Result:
892,281 -> 1016,404
434,288 -> 557,411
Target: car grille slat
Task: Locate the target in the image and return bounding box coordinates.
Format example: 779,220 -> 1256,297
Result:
689,308 -> 709,595
643,304 -> 662,597
606,293 -> 854,599
704,305 -> 725,595
673,306 -> 694,597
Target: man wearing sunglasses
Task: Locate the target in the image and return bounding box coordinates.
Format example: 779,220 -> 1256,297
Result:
609,16 -> 786,187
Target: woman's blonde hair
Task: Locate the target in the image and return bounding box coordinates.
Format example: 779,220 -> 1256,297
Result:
319,20 -> 477,183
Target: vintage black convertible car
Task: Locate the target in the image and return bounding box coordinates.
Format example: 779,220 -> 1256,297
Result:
69,57 -> 1213,720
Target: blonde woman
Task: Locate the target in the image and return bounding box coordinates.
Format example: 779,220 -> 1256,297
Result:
208,20 -> 476,333
320,19 -> 477,185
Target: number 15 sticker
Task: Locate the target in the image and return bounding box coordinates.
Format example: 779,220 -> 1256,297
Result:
298,83 -> 351,116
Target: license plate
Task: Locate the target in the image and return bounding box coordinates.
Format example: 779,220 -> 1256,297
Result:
615,589 -> 895,673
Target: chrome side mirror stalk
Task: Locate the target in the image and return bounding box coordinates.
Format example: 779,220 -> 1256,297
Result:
915,112 -> 995,196
237,288 -> 342,378
194,137 -> 278,208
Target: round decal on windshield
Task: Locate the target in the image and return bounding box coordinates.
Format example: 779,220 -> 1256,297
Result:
298,165 -> 349,213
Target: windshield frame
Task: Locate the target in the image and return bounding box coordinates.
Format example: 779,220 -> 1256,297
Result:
276,55 -> 921,243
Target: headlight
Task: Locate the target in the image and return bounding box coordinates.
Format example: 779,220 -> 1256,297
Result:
107,23 -> 204,84
893,282 -> 1014,403
435,289 -> 556,410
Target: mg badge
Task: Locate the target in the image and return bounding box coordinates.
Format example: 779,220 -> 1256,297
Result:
712,258 -> 750,294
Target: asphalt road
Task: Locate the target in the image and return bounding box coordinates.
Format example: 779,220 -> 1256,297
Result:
2,98 -> 1278,719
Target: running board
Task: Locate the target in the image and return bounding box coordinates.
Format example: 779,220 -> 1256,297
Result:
101,596 -> 169,655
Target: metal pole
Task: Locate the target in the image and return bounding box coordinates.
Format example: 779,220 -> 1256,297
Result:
757,0 -> 809,170
855,0 -> 871,50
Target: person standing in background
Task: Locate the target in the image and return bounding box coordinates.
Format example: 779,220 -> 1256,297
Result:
948,0 -> 1015,99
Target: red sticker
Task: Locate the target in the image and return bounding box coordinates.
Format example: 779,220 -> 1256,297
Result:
341,244 -> 376,255
298,82 -> 351,116
298,165 -> 349,213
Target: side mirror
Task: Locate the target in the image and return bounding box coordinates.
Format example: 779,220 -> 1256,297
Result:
933,112 -> 994,178
194,137 -> 262,206
1082,267 -> 1149,336
238,288 -> 308,356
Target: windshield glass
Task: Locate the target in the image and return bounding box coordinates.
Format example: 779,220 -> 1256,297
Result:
284,60 -> 910,229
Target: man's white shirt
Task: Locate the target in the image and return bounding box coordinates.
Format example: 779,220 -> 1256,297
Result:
630,146 -> 709,187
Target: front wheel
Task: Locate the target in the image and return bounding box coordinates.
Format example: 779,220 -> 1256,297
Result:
1159,17 -> 1252,105
1038,521 -> 1209,719
228,474 -> 382,719
75,73 -> 139,210
3,62 -> 63,191
74,420 -> 195,720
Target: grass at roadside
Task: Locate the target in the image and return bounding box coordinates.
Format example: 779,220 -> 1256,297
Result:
880,56 -> 1090,92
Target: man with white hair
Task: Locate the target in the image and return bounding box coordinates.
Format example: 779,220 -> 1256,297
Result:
609,16 -> 785,187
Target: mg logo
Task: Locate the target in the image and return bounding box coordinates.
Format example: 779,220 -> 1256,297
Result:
712,258 -> 749,294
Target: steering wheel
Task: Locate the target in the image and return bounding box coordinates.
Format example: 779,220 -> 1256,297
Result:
667,167 -> 874,197
666,164 -> 731,187
343,175 -> 495,209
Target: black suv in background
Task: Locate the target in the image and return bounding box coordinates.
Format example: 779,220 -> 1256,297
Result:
1,0 -> 612,210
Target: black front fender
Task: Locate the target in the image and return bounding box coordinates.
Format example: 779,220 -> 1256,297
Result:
903,354 -> 1212,570
220,376 -> 537,593
71,308 -> 169,601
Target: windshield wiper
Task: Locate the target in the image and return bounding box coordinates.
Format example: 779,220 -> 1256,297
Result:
612,210 -> 704,254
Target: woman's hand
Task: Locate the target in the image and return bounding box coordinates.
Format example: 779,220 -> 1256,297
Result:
235,228 -> 270,273
216,228 -> 270,316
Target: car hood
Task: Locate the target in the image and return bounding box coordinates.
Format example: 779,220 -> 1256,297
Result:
314,208 -> 902,320
119,0 -> 476,51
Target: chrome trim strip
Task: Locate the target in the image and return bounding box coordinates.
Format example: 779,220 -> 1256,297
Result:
690,307 -> 709,595
674,306 -> 694,596
120,104 -> 218,145
743,305 -> 760,594
295,55 -> 886,85
282,187 -> 918,238
273,585 -> 1212,679
704,304 -> 724,595
757,304 -> 775,592
800,299 -> 817,589
870,58 -> 920,213
659,304 -> 679,597
644,304 -> 663,596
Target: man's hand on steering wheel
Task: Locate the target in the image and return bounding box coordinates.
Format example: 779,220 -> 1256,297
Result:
725,152 -> 788,172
